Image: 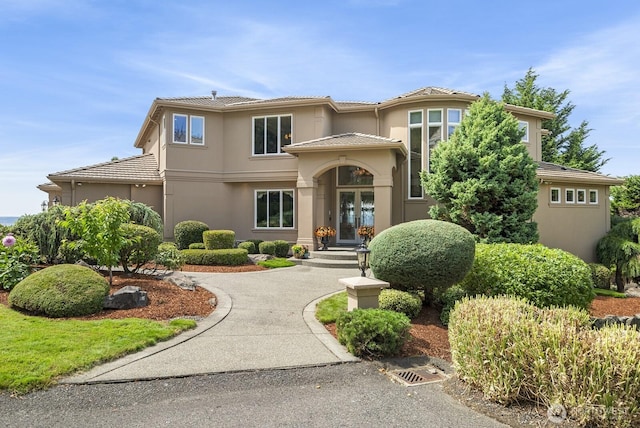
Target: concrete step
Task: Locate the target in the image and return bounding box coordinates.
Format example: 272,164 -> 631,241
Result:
300,257 -> 359,269
309,250 -> 357,261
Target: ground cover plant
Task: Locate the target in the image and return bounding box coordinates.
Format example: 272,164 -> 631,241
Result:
336,308 -> 410,357
257,258 -> 296,269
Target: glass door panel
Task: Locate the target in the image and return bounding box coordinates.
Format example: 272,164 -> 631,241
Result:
338,189 -> 374,244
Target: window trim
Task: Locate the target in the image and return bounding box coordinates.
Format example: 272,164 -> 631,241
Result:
576,189 -> 586,204
589,189 -> 599,204
565,188 -> 575,204
252,114 -> 293,156
408,109 -> 424,199
518,121 -> 529,143
254,189 -> 295,229
427,108 -> 443,173
190,115 -> 205,146
447,108 -> 462,139
173,113 -> 188,144
550,187 -> 561,204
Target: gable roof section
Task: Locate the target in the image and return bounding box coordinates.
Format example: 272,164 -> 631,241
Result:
48,154 -> 161,184
284,133 -> 407,156
536,162 -> 623,185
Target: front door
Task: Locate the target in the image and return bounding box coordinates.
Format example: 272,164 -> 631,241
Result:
337,189 -> 374,244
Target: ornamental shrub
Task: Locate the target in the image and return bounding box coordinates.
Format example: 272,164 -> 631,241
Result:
155,242 -> 184,271
258,241 -> 276,256
127,201 -> 163,234
336,309 -> 410,357
0,235 -> 39,291
8,264 -> 109,317
273,240 -> 290,258
458,243 -> 595,310
174,221 -> 209,250
181,248 -> 248,266
203,230 -> 235,250
189,242 -> 205,250
246,240 -> 263,254
368,220 -> 475,293
119,223 -> 162,273
237,241 -> 255,253
435,284 -> 468,325
589,263 -> 612,289
13,206 -> 76,263
378,289 -> 422,319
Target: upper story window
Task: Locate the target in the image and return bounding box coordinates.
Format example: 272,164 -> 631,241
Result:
253,114 -> 292,155
173,114 -> 205,145
447,109 -> 461,139
408,110 -> 423,199
427,109 -> 443,172
519,121 -> 529,143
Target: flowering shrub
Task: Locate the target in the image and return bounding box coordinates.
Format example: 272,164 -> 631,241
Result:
0,234 -> 39,291
291,244 -> 309,258
357,225 -> 375,239
314,226 -> 336,237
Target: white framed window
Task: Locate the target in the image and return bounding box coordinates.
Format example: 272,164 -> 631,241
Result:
408,110 -> 423,199
255,189 -> 295,228
253,114 -> 292,155
550,187 -> 561,204
518,121 -> 529,143
447,108 -> 461,139
565,188 -> 575,204
576,189 -> 586,204
589,189 -> 599,204
173,113 -> 205,145
427,109 -> 442,172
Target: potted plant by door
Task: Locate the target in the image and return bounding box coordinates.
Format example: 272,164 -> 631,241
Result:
291,244 -> 309,259
357,225 -> 375,244
314,226 -> 336,250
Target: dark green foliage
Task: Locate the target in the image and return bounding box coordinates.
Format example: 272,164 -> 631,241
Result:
421,94 -> 539,244
8,264 -> 109,317
273,240 -> 290,258
435,284 -> 469,325
611,175 -> 640,218
174,221 -> 209,250
258,241 -> 276,256
589,263 -> 612,290
127,201 -> 163,234
246,240 -> 263,254
181,248 -> 248,266
155,242 -> 184,271
336,309 -> 410,357
0,237 -> 39,291
458,243 -> 595,310
596,218 -> 640,292
119,224 -> 162,273
13,206 -> 76,263
378,289 -> 422,319
237,241 -> 255,253
188,242 -> 205,249
203,230 -> 235,250
368,220 -> 475,293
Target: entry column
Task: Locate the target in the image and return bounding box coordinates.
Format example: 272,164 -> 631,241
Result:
373,176 -> 393,235
296,177 -> 317,249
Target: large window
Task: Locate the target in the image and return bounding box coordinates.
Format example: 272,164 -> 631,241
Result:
408,110 -> 423,198
253,115 -> 292,155
447,109 -> 461,139
427,109 -> 443,172
255,190 -> 294,228
519,121 -> 529,143
173,114 -> 205,145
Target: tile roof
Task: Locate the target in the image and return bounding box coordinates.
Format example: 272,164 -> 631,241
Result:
156,95 -> 259,107
536,161 -> 623,185
390,87 -> 479,100
48,154 -> 161,183
285,133 -> 406,155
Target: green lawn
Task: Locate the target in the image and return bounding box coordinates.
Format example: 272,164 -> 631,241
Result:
315,291 -> 347,324
0,305 -> 195,394
594,288 -> 627,298
257,258 -> 296,269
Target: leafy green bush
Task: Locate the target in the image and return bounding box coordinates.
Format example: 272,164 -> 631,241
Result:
433,284 -> 469,325
272,240 -> 290,258
203,230 -> 235,250
8,264 -> 109,317
368,220 -> 475,293
127,201 -> 163,234
589,263 -> 612,289
13,206 -> 76,263
174,221 -> 209,250
336,309 -> 410,357
119,224 -> 162,273
237,241 -> 255,253
155,242 -> 184,271
181,248 -> 248,266
0,235 -> 39,291
378,289 -> 422,319
246,240 -> 263,254
458,243 -> 595,310
258,241 -> 276,256
449,296 -> 640,427
188,242 -> 205,249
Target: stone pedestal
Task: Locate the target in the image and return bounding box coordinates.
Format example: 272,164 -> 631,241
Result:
339,276 -> 390,311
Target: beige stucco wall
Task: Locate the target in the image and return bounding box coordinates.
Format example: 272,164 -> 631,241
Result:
332,110 -> 377,135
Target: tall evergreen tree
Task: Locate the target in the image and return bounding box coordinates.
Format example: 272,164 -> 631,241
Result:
421,94 -> 539,244
502,68 -> 608,172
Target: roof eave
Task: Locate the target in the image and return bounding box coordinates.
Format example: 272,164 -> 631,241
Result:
284,142 -> 407,156
377,93 -> 480,110
505,104 -> 555,120
536,171 -> 624,186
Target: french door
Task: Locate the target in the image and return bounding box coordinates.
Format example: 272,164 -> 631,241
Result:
337,189 -> 374,244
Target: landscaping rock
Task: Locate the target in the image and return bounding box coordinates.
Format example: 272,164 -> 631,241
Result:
163,272 -> 197,291
103,286 -> 149,309
249,254 -> 274,263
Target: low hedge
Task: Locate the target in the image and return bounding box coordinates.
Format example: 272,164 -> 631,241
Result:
589,263 -> 612,289
237,241 -> 255,253
336,309 -> 410,357
181,248 -> 248,266
273,240 -> 290,258
378,289 -> 422,319
188,242 -> 205,250
203,230 -> 235,250
245,240 -> 263,254
174,221 -> 209,250
258,241 -> 276,256
449,296 -> 640,427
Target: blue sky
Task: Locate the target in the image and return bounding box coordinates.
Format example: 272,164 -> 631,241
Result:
2,0 -> 639,216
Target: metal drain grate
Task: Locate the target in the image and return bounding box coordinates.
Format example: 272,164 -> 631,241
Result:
388,366 -> 447,386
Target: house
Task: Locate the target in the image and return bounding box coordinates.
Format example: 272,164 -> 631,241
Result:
39,87 -> 622,262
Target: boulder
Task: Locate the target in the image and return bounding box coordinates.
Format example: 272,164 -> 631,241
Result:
103,285 -> 149,309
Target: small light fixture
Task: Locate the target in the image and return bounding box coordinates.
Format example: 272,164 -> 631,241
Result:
355,242 -> 371,277
41,200 -> 47,212
52,196 -> 60,206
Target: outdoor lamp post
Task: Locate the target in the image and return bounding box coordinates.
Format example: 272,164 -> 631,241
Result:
41,201 -> 47,212
355,242 -> 370,277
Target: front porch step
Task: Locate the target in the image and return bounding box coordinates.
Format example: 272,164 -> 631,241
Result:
309,249 -> 358,261
300,258 -> 359,269
288,247 -> 360,269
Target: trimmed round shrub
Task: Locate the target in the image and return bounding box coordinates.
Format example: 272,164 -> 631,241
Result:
203,230 -> 235,250
246,240 -> 263,254
174,221 -> 209,250
155,242 -> 184,271
589,263 -> 612,289
336,309 -> 410,357
258,241 -> 276,256
368,220 -> 475,293
458,243 -> 595,310
8,264 -> 109,317
378,289 -> 422,319
181,248 -> 248,266
238,241 -> 255,253
273,240 -> 290,258
188,242 -> 205,250
119,223 -> 162,273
